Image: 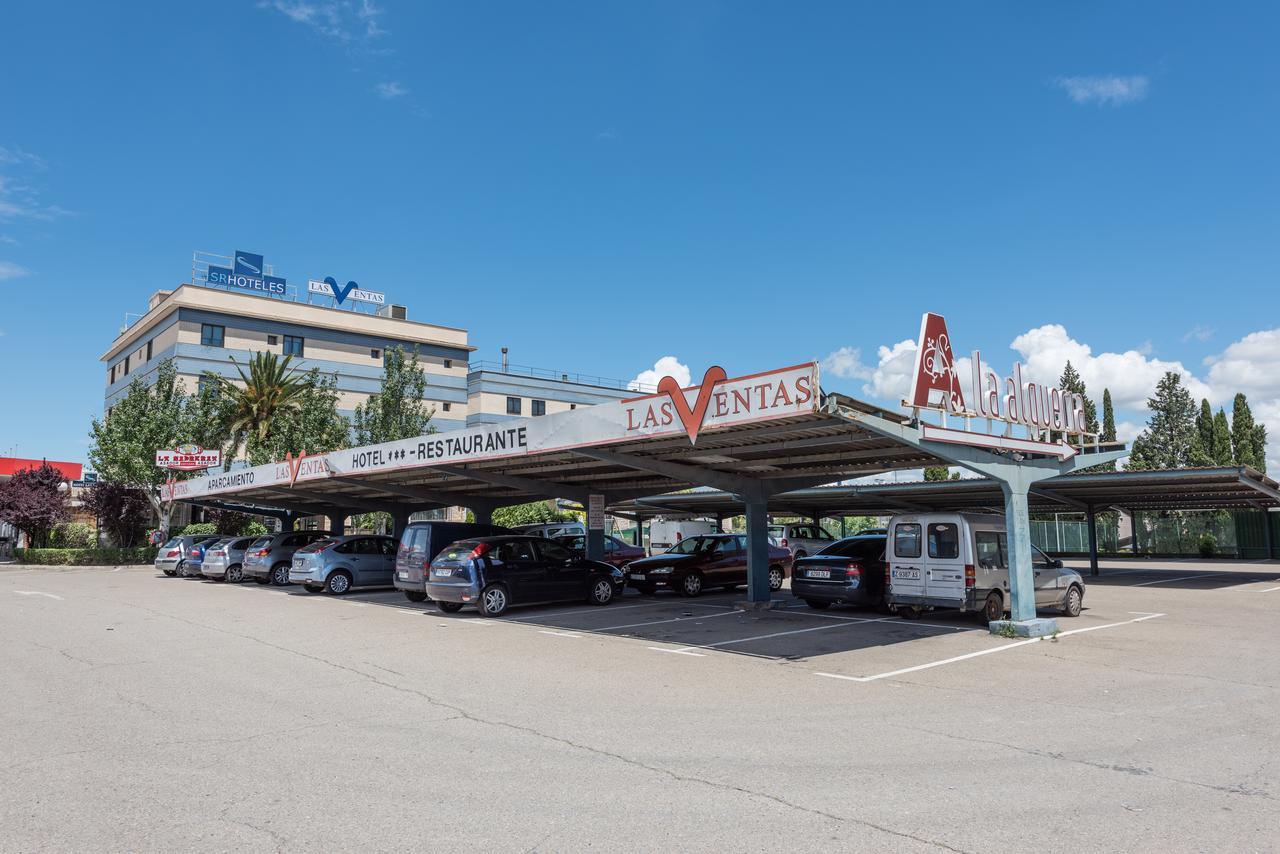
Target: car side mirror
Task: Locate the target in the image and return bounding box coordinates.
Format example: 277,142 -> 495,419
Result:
1053,558 -> 1064,569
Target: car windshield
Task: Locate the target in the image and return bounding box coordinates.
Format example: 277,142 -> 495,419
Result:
299,538 -> 338,553
668,536 -> 721,554
433,540 -> 481,564
248,537 -> 271,550
818,538 -> 886,559
161,538 -> 180,549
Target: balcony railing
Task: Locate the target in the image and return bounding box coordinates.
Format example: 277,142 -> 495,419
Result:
468,360 -> 654,393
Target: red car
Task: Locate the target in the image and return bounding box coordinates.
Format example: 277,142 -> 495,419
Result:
553,534 -> 646,568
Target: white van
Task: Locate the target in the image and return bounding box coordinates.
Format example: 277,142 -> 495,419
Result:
886,513 -> 1084,622
647,519 -> 721,555
510,521 -> 586,540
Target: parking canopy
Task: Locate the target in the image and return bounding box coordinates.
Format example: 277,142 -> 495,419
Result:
609,466 -> 1280,517
166,363 -> 959,518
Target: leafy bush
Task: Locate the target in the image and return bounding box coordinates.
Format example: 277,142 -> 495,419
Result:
49,522 -> 96,549
244,519 -> 268,537
1198,532 -> 1217,559
14,547 -> 159,566
179,522 -> 219,536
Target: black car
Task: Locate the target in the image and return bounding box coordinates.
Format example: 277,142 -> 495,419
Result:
424,535 -> 623,617
623,533 -> 792,597
790,534 -> 889,611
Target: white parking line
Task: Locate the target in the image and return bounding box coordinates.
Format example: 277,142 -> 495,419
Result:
1255,586 -> 1280,593
538,630 -> 582,638
13,590 -> 63,600
814,612 -> 1166,684
1131,573 -> 1218,587
504,601 -> 678,622
789,609 -> 977,632
663,616 -> 898,654
595,610 -> 743,632
648,647 -> 706,657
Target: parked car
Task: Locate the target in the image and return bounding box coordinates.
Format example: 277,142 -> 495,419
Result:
646,519 -> 720,555
886,513 -> 1084,622
553,533 -> 645,568
425,535 -> 622,617
791,534 -> 889,611
623,533 -> 792,597
394,521 -> 509,602
199,536 -> 256,583
509,521 -> 586,539
767,522 -> 839,559
290,535 -> 399,594
242,530 -> 332,586
154,534 -> 222,577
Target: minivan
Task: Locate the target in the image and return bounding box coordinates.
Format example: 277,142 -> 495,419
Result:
394,522 -> 509,602
886,513 -> 1084,622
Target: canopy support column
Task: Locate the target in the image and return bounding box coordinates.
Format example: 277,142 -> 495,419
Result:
586,494 -> 605,561
743,490 -> 772,607
1086,503 -> 1100,576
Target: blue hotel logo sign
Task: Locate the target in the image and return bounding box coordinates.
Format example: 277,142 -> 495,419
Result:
207,250 -> 287,296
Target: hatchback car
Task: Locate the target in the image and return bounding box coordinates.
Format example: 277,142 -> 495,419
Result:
290,535 -> 399,594
624,533 -> 792,597
553,534 -> 646,568
767,523 -> 839,559
154,534 -> 222,577
790,534 -> 889,611
242,530 -> 332,586
425,535 -> 622,616
200,536 -> 257,583
394,521 -> 509,602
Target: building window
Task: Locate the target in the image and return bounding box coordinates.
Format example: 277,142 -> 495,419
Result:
532,399 -> 546,417
124,356 -> 130,376
506,397 -> 521,415
570,404 -> 577,410
442,402 -> 451,412
283,335 -> 304,357
201,324 -> 225,347
146,339 -> 153,361
444,359 -> 452,369
371,348 -> 381,359
267,334 -> 278,346
110,365 -> 116,384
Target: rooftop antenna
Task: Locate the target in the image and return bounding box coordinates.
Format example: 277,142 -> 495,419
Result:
501,347 -> 509,372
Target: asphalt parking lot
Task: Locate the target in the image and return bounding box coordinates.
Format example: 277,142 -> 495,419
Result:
2,558 -> 1278,852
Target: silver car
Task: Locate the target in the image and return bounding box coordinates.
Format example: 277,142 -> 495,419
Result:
767,523 -> 838,559
200,536 -> 256,583
154,535 -> 222,577
289,535 -> 399,594
242,530 -> 332,586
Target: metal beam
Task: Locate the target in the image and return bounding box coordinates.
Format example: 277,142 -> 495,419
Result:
1030,486 -> 1088,511
570,447 -> 758,494
436,465 -> 588,502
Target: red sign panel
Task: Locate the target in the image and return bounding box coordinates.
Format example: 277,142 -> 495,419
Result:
908,312 -> 967,413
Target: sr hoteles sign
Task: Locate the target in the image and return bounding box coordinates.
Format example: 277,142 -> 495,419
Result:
206,250 -> 287,297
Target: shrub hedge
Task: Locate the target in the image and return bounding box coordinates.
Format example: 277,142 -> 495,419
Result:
13,547 -> 159,566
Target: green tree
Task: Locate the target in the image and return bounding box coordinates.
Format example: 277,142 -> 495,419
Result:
1231,394 -> 1261,469
1126,372 -> 1197,470
1058,361 -> 1099,434
488,501 -> 576,528
923,465 -> 951,482
352,346 -> 438,445
1211,409 -> 1234,466
88,359 -> 190,531
1100,388 -> 1118,471
214,352 -> 312,454
1253,423 -> 1268,474
244,368 -> 350,465
1188,399 -> 1214,467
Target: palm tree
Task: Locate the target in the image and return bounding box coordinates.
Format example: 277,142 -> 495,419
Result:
215,352 -> 311,451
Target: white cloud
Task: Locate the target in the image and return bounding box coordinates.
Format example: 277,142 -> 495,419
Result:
630,356 -> 691,392
821,346 -> 873,381
0,261 -> 29,280
862,339 -> 918,402
374,80 -> 408,99
262,0 -> 388,42
1204,329 -> 1280,403
0,146 -> 44,168
1182,324 -> 1215,343
1055,75 -> 1150,106
1009,324 -> 1210,410
595,128 -> 620,142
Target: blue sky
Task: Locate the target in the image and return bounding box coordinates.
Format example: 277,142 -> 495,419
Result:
1,2 -> 1278,467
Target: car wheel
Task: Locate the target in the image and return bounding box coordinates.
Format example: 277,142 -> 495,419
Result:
981,591 -> 1004,623
1061,584 -> 1083,617
175,561 -> 187,577
794,551 -> 807,559
478,584 -> 509,617
804,599 -> 830,610
899,605 -> 922,620
226,564 -> 243,584
325,571 -> 352,595
270,564 -> 291,586
403,591 -> 428,603
680,572 -> 703,597
437,601 -> 464,613
587,577 -> 614,606
768,565 -> 785,591
253,575 -> 271,585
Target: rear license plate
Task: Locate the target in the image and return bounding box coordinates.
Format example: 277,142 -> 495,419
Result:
397,571 -> 408,580
431,567 -> 455,577
630,574 -> 646,581
894,568 -> 920,580
807,569 -> 831,579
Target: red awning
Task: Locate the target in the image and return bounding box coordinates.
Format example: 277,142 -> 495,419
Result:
0,457 -> 83,481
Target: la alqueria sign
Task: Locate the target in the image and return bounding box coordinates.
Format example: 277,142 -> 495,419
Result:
163,363 -> 819,502
908,312 -> 1096,459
